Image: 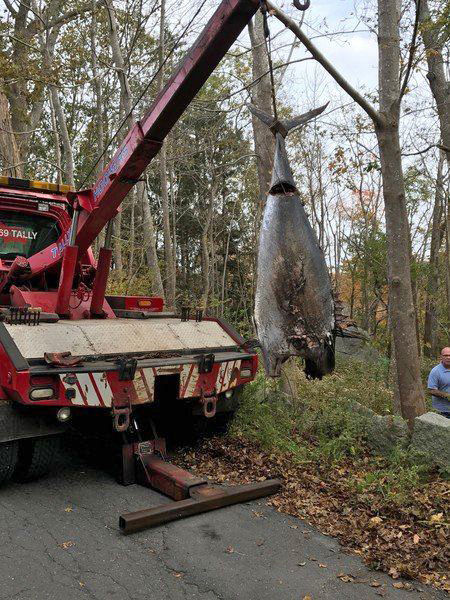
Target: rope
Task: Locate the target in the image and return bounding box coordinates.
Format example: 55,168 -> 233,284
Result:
79,0 -> 209,190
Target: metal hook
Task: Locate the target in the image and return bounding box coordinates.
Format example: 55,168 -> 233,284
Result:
293,0 -> 310,10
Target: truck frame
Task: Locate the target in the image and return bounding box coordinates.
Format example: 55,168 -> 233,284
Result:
0,0 -> 281,530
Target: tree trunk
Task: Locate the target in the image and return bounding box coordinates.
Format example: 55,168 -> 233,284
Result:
49,91 -> 62,184
157,0 -> 176,309
248,14 -> 275,213
104,0 -> 136,277
423,152 -> 444,356
446,191 -> 450,327
90,1 -> 106,251
50,86 -> 75,187
5,2 -> 62,167
0,89 -> 23,177
418,0 -> 450,167
142,179 -> 165,297
201,184 -> 215,309
375,0 -> 425,426
113,211 -> 123,273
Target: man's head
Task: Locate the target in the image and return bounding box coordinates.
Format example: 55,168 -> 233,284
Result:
440,347 -> 450,368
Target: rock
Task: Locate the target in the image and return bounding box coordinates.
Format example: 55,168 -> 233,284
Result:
411,412 -> 450,472
335,327 -> 379,363
349,400 -> 409,455
366,413 -> 409,455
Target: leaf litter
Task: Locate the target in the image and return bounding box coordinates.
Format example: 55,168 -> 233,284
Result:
175,436 -> 449,592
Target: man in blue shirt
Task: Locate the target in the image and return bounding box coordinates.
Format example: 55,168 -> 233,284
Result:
427,347 -> 450,417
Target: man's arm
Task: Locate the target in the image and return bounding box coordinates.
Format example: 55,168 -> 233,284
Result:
427,388 -> 450,399
426,367 -> 447,398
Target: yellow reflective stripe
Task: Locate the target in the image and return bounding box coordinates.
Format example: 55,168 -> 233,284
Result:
0,176 -> 9,186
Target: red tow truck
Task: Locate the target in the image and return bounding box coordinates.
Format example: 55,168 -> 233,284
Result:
0,0 -> 280,531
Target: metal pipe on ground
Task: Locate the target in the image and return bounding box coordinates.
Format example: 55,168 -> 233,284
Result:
119,479 -> 282,534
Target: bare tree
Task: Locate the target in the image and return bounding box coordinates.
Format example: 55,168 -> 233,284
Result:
49,85 -> 75,187
418,0 -> 450,166
156,0 -> 176,309
0,89 -> 22,176
423,152 -> 445,355
267,0 -> 426,425
2,1 -> 98,169
248,13 -> 275,215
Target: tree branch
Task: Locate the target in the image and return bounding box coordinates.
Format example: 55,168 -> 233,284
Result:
3,0 -> 17,16
399,0 -> 421,102
402,143 -> 450,156
265,0 -> 385,128
45,1 -> 103,30
0,157 -> 65,173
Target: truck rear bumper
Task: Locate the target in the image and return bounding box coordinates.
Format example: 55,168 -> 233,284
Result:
0,316 -> 257,409
28,350 -> 255,408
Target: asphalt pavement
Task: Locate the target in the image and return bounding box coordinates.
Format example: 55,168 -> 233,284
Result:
0,439 -> 446,600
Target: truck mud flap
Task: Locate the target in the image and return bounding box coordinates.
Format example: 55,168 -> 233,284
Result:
0,402 -> 64,444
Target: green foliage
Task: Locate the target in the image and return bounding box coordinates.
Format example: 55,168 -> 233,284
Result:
232,356 -> 393,462
231,356 -> 440,502
350,448 -> 436,506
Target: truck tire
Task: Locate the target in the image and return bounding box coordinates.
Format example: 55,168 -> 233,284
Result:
0,441 -> 19,486
14,436 -> 60,482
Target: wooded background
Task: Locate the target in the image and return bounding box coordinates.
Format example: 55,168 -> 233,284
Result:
0,0 -> 448,420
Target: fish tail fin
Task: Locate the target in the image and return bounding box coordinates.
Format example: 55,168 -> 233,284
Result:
247,102 -> 329,138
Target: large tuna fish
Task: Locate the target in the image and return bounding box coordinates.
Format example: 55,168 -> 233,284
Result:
249,103 -> 335,379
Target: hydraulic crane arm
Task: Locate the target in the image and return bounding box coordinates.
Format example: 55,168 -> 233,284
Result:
74,0 -> 260,256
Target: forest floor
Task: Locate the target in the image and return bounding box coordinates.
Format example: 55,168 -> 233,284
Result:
176,358 -> 450,593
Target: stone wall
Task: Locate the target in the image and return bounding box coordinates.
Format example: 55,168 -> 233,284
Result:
410,412 -> 450,472
351,402 -> 449,473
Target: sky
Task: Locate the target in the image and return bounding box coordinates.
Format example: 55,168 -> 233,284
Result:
297,0 -> 379,89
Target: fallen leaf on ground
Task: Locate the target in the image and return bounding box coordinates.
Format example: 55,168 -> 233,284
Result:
413,534 -> 420,544
319,563 -> 327,568
59,541 -> 75,549
225,546 -> 234,554
337,573 -> 355,583
174,436 -> 449,592
370,581 -> 381,587
430,513 -> 443,523
392,582 -> 404,589
64,507 -> 73,513
388,568 -> 400,579
297,562 -> 306,567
